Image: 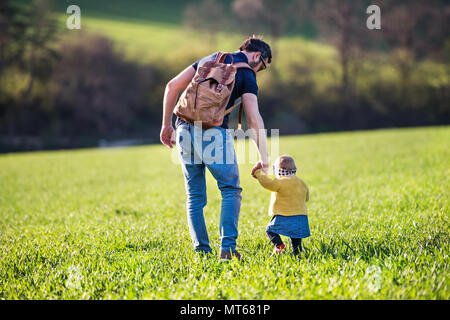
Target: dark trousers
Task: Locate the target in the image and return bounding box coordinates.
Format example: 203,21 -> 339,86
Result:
266,230 -> 302,255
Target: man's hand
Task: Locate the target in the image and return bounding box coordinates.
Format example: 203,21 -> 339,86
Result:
160,65 -> 195,149
160,125 -> 175,148
251,160 -> 269,178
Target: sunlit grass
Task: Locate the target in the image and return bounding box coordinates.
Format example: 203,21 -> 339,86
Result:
0,127 -> 448,299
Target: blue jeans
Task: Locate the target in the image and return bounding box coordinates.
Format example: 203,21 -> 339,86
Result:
176,123 -> 242,254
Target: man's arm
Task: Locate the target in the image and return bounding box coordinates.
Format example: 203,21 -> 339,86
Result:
160,65 -> 196,148
242,92 -> 269,173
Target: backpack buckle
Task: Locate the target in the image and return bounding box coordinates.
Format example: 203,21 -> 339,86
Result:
216,83 -> 224,93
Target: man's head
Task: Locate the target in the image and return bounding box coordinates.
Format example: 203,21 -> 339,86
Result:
239,36 -> 272,72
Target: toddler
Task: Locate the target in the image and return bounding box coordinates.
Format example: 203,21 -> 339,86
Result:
252,155 -> 310,256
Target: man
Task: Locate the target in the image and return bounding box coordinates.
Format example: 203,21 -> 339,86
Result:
160,36 -> 272,260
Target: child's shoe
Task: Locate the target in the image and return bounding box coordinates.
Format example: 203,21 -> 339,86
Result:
272,244 -> 286,256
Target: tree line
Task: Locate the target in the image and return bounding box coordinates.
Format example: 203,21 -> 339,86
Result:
0,0 -> 449,152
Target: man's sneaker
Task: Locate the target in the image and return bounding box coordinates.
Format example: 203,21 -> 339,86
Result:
220,250 -> 241,261
272,244 -> 286,256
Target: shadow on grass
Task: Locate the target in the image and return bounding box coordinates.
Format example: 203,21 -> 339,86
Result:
123,239 -> 165,252
114,208 -> 138,216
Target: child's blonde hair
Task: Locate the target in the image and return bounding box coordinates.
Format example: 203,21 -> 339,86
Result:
275,155 -> 296,171
273,155 -> 297,177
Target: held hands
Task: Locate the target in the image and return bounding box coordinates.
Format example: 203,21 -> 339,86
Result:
160,125 -> 176,148
251,160 -> 269,178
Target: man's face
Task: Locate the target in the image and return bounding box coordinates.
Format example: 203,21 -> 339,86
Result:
248,52 -> 268,72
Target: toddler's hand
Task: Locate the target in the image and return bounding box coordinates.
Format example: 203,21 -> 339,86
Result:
251,161 -> 267,178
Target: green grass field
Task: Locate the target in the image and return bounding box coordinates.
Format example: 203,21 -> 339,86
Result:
0,126 -> 449,299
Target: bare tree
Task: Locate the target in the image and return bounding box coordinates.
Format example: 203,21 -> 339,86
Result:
381,0 -> 449,98
22,0 -> 58,105
232,0 -> 291,56
183,0 -> 226,49
314,0 -> 369,99
0,0 -> 28,76
382,0 -> 449,59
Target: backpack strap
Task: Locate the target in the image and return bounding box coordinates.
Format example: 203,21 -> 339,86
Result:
218,52 -> 234,64
213,51 -> 223,63
233,62 -> 257,77
224,97 -> 242,116
214,52 -> 234,64
224,97 -> 244,130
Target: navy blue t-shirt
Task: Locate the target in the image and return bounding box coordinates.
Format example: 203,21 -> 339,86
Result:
175,51 -> 258,129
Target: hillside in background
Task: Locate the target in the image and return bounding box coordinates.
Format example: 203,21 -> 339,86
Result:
1,0 -> 449,152
47,0 -> 317,36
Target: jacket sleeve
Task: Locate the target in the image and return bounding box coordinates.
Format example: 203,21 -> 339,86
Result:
255,169 -> 281,192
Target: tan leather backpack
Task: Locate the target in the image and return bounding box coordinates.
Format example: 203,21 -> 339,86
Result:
174,52 -> 256,129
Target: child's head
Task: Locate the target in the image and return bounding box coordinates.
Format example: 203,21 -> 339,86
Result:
273,155 -> 297,177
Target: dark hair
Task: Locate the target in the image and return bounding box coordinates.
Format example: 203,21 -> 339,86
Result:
239,36 -> 272,64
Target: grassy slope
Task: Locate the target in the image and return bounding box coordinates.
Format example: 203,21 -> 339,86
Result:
46,0 -> 331,73
54,2 -> 445,93
15,0 -> 447,93
0,127 -> 448,299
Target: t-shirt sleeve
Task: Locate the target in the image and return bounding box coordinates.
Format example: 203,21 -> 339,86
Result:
192,52 -> 218,72
192,60 -> 199,71
240,69 -> 258,96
